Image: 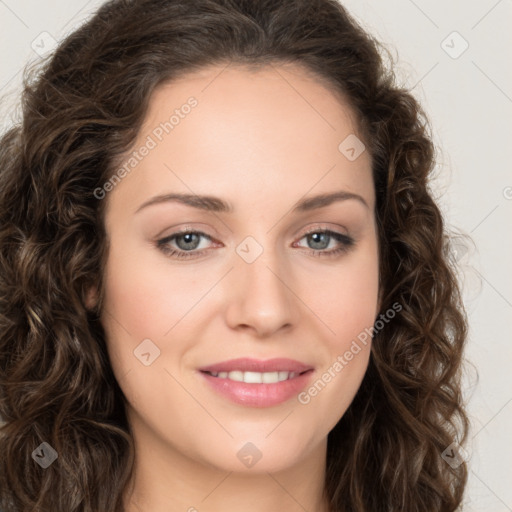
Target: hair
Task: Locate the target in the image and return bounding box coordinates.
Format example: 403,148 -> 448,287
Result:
0,0 -> 470,510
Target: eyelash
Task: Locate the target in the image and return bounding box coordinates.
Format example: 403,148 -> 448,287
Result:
156,227 -> 355,260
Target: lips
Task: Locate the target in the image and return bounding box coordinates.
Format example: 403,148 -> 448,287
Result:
199,357 -> 313,374
198,358 -> 315,407
205,370 -> 299,384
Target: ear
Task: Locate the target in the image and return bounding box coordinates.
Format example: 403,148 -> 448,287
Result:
85,285 -> 99,310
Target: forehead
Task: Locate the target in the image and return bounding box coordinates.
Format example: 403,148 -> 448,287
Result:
106,62 -> 374,216
146,61 -> 360,139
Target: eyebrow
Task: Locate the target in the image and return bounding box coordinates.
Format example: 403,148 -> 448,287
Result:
134,189 -> 369,214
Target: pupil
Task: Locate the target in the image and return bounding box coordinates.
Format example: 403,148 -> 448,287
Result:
309,232 -> 328,250
178,233 -> 199,250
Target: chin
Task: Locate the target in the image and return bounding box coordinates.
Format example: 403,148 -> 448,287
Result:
190,434 -> 321,475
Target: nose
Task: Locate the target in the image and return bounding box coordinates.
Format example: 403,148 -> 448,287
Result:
224,245 -> 301,338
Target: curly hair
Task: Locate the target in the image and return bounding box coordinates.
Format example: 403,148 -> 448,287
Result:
0,0 -> 470,510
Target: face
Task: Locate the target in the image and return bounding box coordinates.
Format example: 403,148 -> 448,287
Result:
92,62 -> 380,475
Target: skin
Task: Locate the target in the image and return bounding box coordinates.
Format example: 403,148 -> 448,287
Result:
88,62 -> 380,512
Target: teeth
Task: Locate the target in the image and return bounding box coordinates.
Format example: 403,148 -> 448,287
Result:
278,371 -> 290,381
244,371 -> 262,383
228,370 -> 244,382
262,372 -> 279,383
208,370 -> 299,383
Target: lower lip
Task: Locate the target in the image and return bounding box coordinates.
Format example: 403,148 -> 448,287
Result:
199,370 -> 314,407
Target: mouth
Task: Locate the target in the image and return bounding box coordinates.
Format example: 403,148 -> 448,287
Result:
198,358 -> 315,407
201,369 -> 312,383
198,357 -> 314,374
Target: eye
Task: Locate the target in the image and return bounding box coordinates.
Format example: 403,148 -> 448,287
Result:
293,229 -> 355,258
156,227 -> 355,260
156,229 -> 215,259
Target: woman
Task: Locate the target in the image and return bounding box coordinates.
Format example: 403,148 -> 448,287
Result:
0,0 -> 470,511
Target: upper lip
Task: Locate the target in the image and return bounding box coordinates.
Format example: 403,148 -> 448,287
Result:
199,358 -> 314,374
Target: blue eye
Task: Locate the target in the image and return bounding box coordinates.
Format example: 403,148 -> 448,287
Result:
294,229 -> 355,257
157,230 -> 213,259
156,228 -> 355,260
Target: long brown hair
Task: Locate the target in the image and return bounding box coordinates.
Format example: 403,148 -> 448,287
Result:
0,0 -> 470,510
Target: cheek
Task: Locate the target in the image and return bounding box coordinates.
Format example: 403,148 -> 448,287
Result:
101,237 -> 206,340
99,235 -> 223,408
307,239 -> 380,345
99,245 -> 197,422
295,242 -> 378,421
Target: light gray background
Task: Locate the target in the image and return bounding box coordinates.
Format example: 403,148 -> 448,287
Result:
1,1 -> 511,510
